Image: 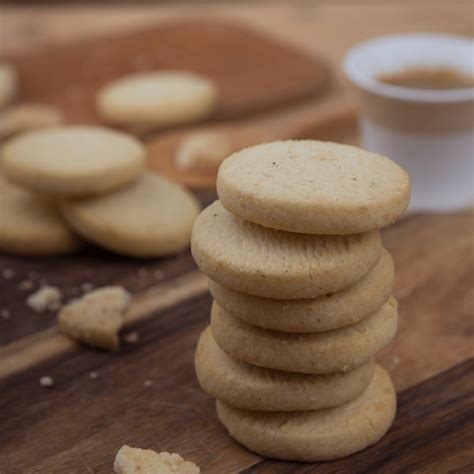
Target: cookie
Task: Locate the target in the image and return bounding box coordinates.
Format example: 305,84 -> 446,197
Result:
216,364 -> 396,462
191,200 -> 382,299
208,250 -> 394,332
60,173 -> 200,257
211,298 -> 397,373
175,131 -> 233,172
195,327 -> 375,411
0,175 -> 79,255
0,63 -> 17,109
97,71 -> 218,126
0,103 -> 63,139
58,286 -> 131,351
217,140 -> 410,234
114,445 -> 200,474
2,126 -> 145,196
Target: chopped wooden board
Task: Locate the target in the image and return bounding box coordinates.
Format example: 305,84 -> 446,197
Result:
1,210 -> 473,473
4,20 -> 329,128
1,20 -> 473,474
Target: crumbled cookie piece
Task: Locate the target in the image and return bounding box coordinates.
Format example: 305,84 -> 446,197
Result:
153,270 -> 165,281
39,376 -> 54,387
18,280 -> 34,291
1,309 -> 11,319
81,282 -> 94,293
58,286 -> 131,351
124,331 -> 140,344
2,268 -> 14,279
27,286 -> 62,312
0,103 -> 62,138
176,131 -> 232,172
114,445 -> 200,474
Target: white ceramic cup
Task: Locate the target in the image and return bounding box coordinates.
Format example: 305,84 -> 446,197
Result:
344,33 -> 474,212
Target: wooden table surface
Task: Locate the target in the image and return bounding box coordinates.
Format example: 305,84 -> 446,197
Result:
1,2 -> 474,473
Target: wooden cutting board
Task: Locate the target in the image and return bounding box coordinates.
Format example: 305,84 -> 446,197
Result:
4,20 -> 329,128
1,21 -> 473,474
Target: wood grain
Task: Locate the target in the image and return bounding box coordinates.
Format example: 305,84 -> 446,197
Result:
242,358 -> 474,474
1,9 -> 473,472
1,210 -> 472,473
0,271 -> 208,379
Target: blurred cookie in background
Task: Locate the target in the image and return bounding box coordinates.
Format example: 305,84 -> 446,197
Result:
0,174 -> 80,255
0,103 -> 63,139
96,71 -> 218,127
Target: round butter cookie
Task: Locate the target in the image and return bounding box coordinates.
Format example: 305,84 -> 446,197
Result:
0,175 -> 80,255
96,71 -> 218,126
2,126 -> 145,196
60,173 -> 200,257
211,298 -> 398,374
217,140 -> 410,234
209,250 -> 394,332
191,201 -> 382,299
216,364 -> 396,462
195,327 -> 375,412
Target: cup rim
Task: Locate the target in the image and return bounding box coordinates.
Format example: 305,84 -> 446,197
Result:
343,33 -> 474,103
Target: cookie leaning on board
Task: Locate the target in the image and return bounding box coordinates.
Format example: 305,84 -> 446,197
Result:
0,125 -> 200,257
192,139 -> 410,462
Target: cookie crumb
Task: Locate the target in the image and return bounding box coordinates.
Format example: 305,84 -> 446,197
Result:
144,380 -> 153,387
58,286 -> 131,351
27,286 -> 62,312
89,371 -> 99,380
114,445 -> 200,474
18,280 -> 34,291
1,309 -> 11,319
39,376 -> 54,387
153,270 -> 165,281
81,282 -> 94,293
2,268 -> 14,279
124,331 -> 140,344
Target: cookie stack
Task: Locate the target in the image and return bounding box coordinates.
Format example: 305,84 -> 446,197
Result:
192,140 -> 410,462
0,125 -> 199,257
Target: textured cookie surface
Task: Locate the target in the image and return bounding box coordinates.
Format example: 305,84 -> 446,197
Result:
0,175 -> 79,255
217,140 -> 410,234
60,173 -> 200,257
191,201 -> 382,299
97,71 -> 217,126
211,298 -> 397,373
195,327 -> 375,411
192,201 -> 383,299
216,364 -> 396,462
114,445 -> 200,474
209,250 -> 393,332
2,126 -> 145,196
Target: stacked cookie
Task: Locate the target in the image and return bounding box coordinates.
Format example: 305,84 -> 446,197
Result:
0,125 -> 199,257
192,140 -> 410,462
